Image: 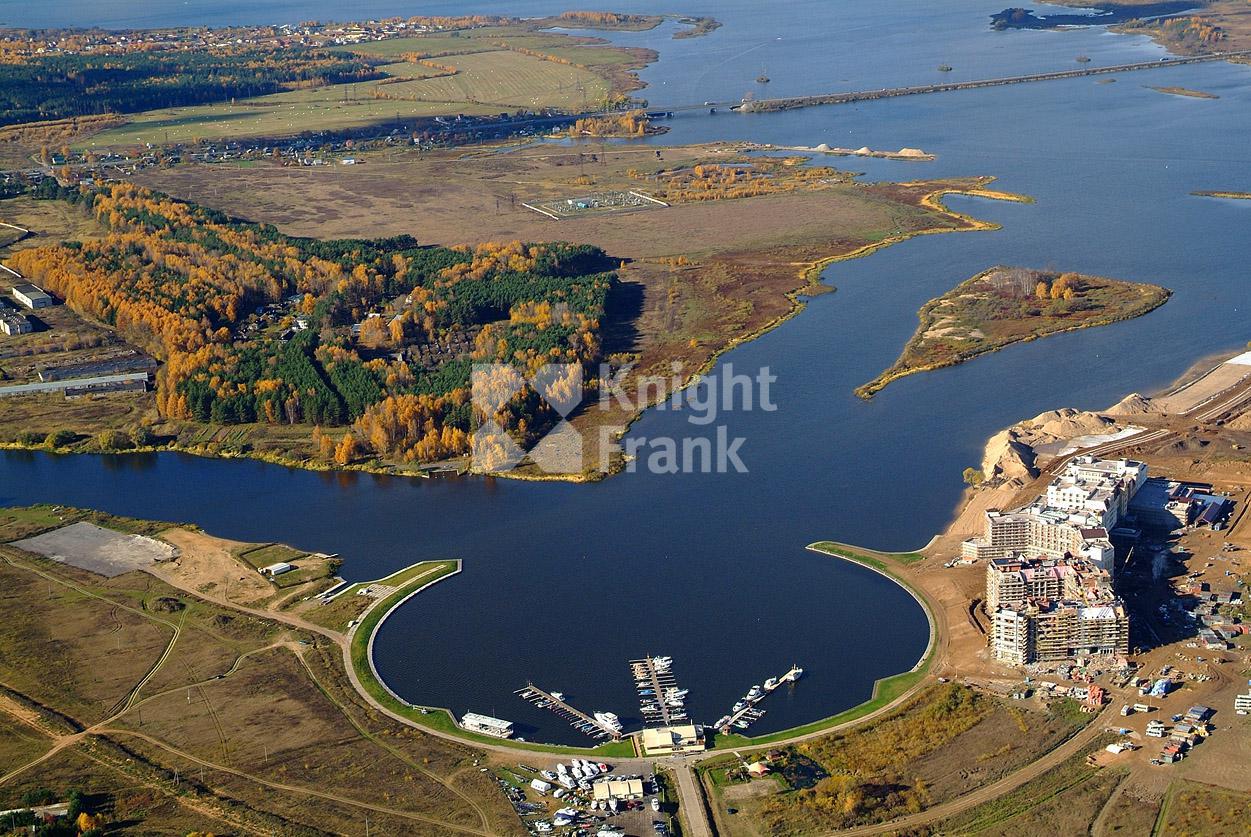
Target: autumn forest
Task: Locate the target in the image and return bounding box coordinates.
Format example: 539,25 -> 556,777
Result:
10,181 -> 617,466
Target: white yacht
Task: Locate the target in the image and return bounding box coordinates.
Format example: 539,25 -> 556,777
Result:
594,711 -> 623,731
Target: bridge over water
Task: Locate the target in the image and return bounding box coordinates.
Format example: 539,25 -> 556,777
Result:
643,50 -> 1251,116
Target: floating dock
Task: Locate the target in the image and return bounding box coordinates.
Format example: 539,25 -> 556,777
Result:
630,656 -> 689,727
716,665 -> 803,734
515,683 -> 622,740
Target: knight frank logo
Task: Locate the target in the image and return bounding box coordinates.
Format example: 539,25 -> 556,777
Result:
471,363 -> 584,475
471,360 -> 773,477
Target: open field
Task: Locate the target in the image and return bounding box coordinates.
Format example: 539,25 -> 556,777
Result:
0,196 -> 106,252
702,683 -> 1094,836
1157,781 -> 1251,835
930,733 -> 1120,834
81,24 -> 655,149
0,507 -> 527,835
855,266 -> 1171,398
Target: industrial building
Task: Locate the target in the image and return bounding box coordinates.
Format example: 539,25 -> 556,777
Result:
0,309 -> 31,336
592,778 -> 644,801
1129,478 -> 1233,530
11,283 -> 53,309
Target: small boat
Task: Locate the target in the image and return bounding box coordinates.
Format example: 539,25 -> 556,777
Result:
556,763 -> 569,775
937,64 -> 953,72
652,797 -> 661,812
609,798 -> 619,813
756,74 -> 770,83
639,689 -> 655,695
746,685 -> 763,700
541,770 -> 558,782
665,688 -> 688,698
763,678 -> 778,690
715,716 -> 731,728
551,691 -> 565,701
1076,55 -> 1091,63
598,762 -> 610,772
787,666 -> 805,682
732,701 -> 746,712
734,720 -> 750,729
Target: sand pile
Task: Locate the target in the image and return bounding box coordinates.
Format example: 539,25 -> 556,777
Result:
978,395 -> 1157,487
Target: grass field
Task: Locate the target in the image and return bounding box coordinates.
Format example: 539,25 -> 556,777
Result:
933,734 -> 1119,833
1157,781 -> 1251,835
81,26 -> 641,148
705,684 -> 1096,836
0,509 -> 528,835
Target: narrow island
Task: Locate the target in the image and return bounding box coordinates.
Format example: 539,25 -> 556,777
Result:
855,266 -> 1170,399
1193,189 -> 1251,200
1150,85 -> 1220,99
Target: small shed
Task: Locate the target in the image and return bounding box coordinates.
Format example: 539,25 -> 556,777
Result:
260,562 -> 295,577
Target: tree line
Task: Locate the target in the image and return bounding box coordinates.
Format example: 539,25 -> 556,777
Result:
0,48 -> 385,127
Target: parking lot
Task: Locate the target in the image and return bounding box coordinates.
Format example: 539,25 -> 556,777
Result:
12,521 -> 176,577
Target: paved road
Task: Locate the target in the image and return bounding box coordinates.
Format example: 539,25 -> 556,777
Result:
670,761 -> 714,837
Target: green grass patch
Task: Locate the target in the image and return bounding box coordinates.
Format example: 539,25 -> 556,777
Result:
235,543 -> 307,570
809,540 -> 925,566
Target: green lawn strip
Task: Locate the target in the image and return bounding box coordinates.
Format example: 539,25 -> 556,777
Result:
709,651 -> 931,750
809,540 -> 925,566
347,560 -> 634,758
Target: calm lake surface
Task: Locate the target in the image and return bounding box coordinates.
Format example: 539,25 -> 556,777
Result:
3,1 -> 1251,743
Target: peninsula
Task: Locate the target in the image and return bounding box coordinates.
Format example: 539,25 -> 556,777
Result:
0,145 -> 1024,479
855,266 -> 1170,398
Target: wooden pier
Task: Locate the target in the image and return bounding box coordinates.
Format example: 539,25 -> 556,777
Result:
630,657 -> 689,727
718,665 -> 803,734
515,683 -> 622,741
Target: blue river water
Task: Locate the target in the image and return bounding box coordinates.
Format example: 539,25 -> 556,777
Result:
3,1 -> 1251,743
